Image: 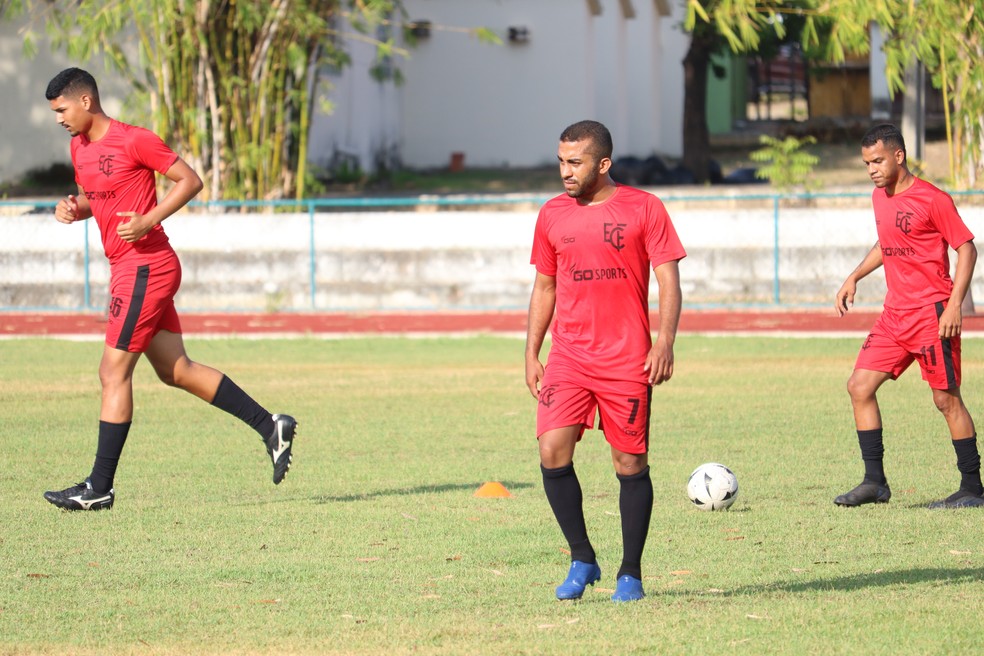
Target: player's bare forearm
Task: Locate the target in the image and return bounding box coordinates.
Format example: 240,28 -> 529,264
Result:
648,260 -> 681,385
836,242 -> 883,315
117,159 -> 203,242
525,273 -> 556,398
941,240 -> 978,338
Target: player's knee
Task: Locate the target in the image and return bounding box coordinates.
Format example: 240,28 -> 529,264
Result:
157,358 -> 194,389
155,367 -> 178,387
932,389 -> 963,416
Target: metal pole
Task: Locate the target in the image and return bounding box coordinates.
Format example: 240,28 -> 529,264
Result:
308,203 -> 316,310
773,195 -> 780,304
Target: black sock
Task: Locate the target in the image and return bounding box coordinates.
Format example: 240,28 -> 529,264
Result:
89,420 -> 131,494
858,428 -> 886,484
210,375 -> 274,439
616,466 -> 653,581
952,435 -> 983,495
541,463 -> 595,564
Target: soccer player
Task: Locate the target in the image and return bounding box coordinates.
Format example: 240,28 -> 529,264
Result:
42,68 -> 297,511
526,120 -> 686,602
834,123 -> 983,509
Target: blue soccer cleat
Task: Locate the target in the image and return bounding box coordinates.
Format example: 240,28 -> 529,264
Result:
611,575 -> 645,602
555,560 -> 602,600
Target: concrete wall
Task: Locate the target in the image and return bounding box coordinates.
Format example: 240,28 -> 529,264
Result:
5,199 -> 983,311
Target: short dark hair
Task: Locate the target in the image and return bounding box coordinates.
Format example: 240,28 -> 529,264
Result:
559,120 -> 613,160
861,123 -> 906,157
45,68 -> 99,102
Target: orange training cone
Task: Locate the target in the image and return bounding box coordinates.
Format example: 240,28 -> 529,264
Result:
474,481 -> 512,498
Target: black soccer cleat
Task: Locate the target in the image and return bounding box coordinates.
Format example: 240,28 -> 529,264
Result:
834,480 -> 891,506
43,479 -> 114,511
927,488 -> 984,509
266,414 -> 297,485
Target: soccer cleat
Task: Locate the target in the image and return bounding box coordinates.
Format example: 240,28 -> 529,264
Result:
611,575 -> 645,603
927,488 -> 984,509
834,480 -> 891,506
555,560 -> 602,600
43,479 -> 114,511
266,414 -> 297,485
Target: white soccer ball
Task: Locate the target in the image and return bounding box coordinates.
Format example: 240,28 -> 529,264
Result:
687,462 -> 739,511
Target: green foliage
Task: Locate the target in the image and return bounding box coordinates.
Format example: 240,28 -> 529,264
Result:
749,134 -> 819,192
3,336 -> 984,654
685,0 -> 984,188
8,0 -> 405,201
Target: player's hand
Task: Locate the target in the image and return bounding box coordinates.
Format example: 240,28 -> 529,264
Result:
835,279 -> 856,316
645,339 -> 674,386
116,211 -> 154,242
525,355 -> 544,399
54,195 -> 80,224
938,303 -> 962,339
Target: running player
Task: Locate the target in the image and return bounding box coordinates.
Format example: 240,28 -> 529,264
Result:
834,123 -> 983,509
526,120 -> 686,602
42,68 -> 296,511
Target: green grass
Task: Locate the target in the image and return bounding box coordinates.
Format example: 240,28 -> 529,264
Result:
2,335 -> 983,655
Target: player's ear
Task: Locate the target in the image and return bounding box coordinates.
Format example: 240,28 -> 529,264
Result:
598,156 -> 612,175
79,93 -> 92,111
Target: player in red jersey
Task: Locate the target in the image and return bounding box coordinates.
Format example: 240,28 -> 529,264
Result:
834,123 -> 982,509
42,68 -> 297,511
526,120 -> 686,602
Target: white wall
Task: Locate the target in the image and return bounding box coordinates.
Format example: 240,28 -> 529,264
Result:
396,0 -> 687,169
0,21 -> 127,186
2,1 -> 688,183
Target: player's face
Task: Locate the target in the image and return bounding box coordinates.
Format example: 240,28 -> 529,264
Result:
861,139 -> 904,188
557,140 -> 609,199
49,94 -> 92,138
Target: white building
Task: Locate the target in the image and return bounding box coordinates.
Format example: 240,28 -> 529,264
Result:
310,0 -> 687,173
2,0 -> 688,184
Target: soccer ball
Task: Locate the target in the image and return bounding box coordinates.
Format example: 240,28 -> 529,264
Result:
687,462 -> 739,511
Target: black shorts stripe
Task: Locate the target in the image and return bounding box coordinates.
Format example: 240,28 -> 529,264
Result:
115,265 -> 150,351
644,386 -> 652,452
935,301 -> 958,389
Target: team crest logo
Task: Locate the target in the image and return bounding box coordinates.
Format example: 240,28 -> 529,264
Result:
604,222 -> 626,251
861,334 -> 872,350
539,385 -> 557,408
895,211 -> 912,234
98,154 -> 116,177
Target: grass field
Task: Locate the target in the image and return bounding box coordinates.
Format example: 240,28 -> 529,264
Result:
2,335 -> 983,655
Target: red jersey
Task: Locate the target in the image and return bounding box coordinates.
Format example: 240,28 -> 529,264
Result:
531,185 -> 686,382
872,177 -> 974,309
71,119 -> 179,265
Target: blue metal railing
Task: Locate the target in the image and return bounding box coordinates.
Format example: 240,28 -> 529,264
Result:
4,189 -> 982,312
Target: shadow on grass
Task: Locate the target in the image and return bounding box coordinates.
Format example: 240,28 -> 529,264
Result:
699,566 -> 984,597
311,480 -> 536,503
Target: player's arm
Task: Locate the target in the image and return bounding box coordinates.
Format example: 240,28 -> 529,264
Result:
835,242 -> 883,316
116,157 -> 204,243
646,259 -> 682,386
54,185 -> 92,224
525,272 -> 556,399
939,239 -> 977,338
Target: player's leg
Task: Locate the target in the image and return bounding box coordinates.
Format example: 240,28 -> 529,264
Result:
144,328 -> 297,484
540,424 -> 602,600
537,373 -> 600,600
917,328 -> 984,507
836,368 -> 895,505
836,316 -> 910,507
928,386 -> 983,507
44,263 -> 160,511
599,385 -> 651,602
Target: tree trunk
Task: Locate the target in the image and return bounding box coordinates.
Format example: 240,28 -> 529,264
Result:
682,32 -> 714,184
